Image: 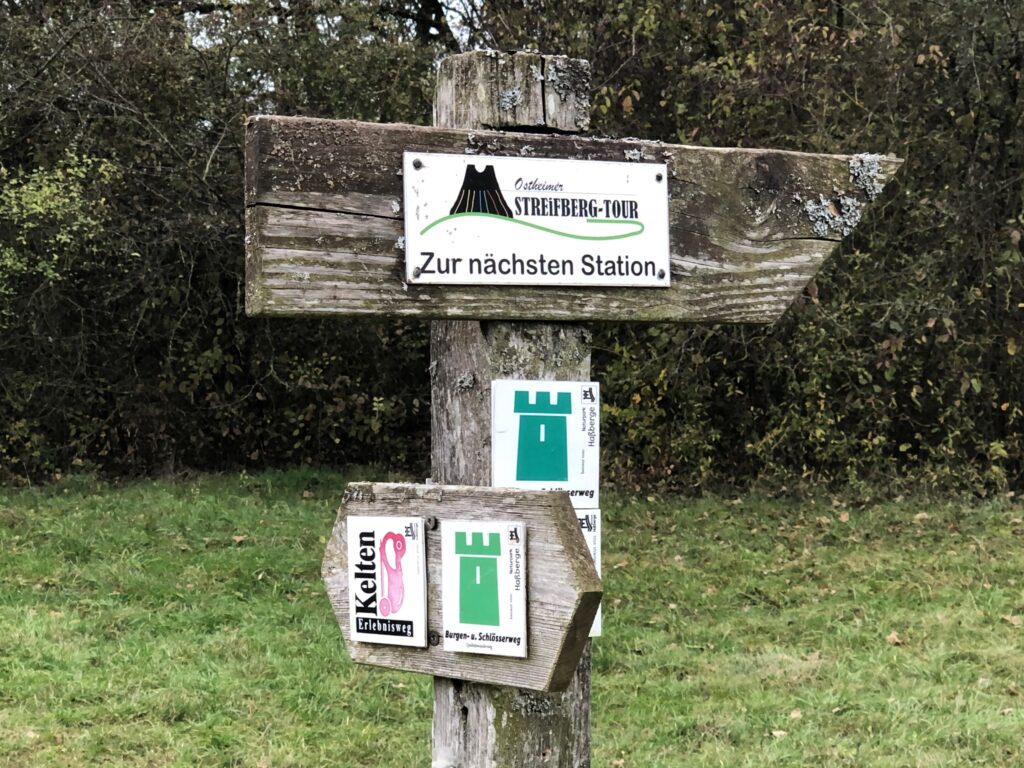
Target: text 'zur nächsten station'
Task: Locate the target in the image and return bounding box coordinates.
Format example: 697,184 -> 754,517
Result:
415,251 -> 660,279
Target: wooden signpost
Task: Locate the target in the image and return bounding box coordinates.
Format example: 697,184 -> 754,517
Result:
245,50 -> 902,768
322,482 -> 601,692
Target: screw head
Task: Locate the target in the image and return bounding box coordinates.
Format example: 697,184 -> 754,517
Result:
412,158 -> 423,170
656,172 -> 664,182
413,266 -> 422,278
428,631 -> 440,646
657,269 -> 666,279
425,515 -> 438,531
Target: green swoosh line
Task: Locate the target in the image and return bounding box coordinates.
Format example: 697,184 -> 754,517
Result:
419,212 -> 645,241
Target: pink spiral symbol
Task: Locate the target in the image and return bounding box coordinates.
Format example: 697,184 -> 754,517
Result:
378,532 -> 406,617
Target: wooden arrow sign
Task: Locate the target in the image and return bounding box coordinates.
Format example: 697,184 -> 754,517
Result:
321,482 -> 601,692
245,115 -> 901,323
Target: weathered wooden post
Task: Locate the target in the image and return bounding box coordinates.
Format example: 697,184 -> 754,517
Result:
244,48 -> 902,768
429,54 -> 596,768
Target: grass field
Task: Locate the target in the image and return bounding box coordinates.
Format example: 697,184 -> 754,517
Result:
1,470 -> 1022,767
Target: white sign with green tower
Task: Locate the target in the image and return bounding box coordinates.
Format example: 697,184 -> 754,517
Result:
491,380 -> 599,509
492,379 -> 603,636
441,520 -> 527,657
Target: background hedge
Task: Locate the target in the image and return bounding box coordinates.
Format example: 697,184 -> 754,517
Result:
1,1 -> 1021,494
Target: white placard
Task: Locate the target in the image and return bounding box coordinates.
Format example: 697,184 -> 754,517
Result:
576,509 -> 602,637
492,380 -> 599,511
404,152 -> 670,287
441,520 -> 527,657
347,516 -> 428,647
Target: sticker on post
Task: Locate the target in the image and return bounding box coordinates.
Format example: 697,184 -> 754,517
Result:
491,380 -> 600,511
441,520 -> 527,657
347,516 -> 427,647
577,509 -> 602,637
403,152 -> 670,287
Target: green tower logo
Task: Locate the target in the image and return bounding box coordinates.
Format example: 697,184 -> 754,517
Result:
456,531 -> 501,626
514,390 -> 571,481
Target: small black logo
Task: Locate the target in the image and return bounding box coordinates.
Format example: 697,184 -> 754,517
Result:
450,165 -> 513,218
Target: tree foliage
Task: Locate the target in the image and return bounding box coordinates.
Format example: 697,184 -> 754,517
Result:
0,1 -> 438,479
1,0 -> 1021,494
478,0 -> 1024,494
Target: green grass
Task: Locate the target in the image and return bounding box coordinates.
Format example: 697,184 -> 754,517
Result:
1,472 -> 1022,766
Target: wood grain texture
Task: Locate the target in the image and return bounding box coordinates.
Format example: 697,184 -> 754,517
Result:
430,51 -> 596,768
244,116 -> 901,323
433,52 -> 590,133
321,483 -> 601,692
429,322 -> 595,768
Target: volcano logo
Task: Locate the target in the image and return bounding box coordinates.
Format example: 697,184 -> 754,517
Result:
418,162 -> 645,242
449,165 -> 513,218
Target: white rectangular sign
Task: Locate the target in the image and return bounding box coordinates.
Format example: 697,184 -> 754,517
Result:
491,380 -> 600,511
347,516 -> 428,647
577,510 -> 602,637
403,152 -> 670,287
441,520 -> 527,657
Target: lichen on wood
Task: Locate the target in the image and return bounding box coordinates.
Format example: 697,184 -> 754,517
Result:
542,57 -> 591,131
799,193 -> 864,238
849,153 -> 885,200
499,87 -> 523,111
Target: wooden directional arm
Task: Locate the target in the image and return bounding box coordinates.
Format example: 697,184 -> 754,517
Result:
245,115 -> 901,323
322,483 -> 602,693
